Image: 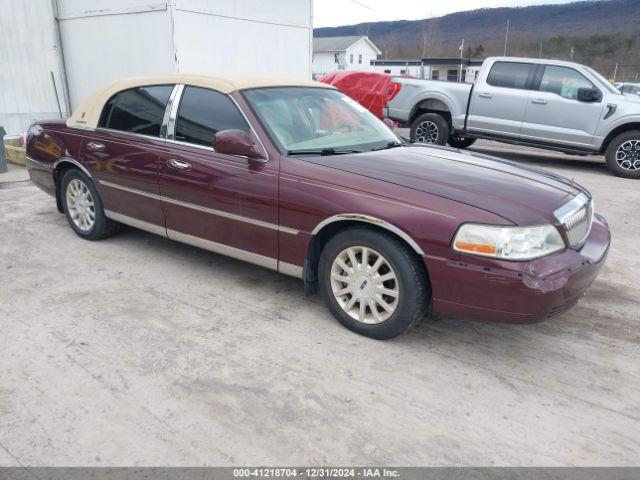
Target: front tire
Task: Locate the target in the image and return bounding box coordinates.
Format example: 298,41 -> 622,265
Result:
61,169 -> 120,240
605,131 -> 640,179
318,227 -> 430,340
448,135 -> 476,149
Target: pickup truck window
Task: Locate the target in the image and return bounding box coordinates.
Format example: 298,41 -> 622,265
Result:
174,87 -> 250,147
539,66 -> 595,100
99,85 -> 174,137
486,62 -> 533,89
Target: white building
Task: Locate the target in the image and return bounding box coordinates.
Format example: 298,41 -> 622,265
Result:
312,36 -> 381,79
369,58 -> 483,82
0,0 -> 313,135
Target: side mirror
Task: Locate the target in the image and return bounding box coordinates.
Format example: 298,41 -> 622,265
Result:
382,118 -> 395,131
212,130 -> 266,160
577,87 -> 602,103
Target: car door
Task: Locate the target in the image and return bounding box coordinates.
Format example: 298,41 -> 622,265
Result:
521,65 -> 605,148
467,61 -> 535,137
78,84 -> 175,232
158,85 -> 279,267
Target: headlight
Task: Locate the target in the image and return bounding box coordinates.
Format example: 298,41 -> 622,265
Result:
452,224 -> 565,260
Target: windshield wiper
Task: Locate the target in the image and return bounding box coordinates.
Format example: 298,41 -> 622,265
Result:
370,141 -> 404,151
287,148 -> 362,156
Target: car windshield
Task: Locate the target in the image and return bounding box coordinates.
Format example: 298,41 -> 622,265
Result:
243,87 -> 399,154
585,67 -> 620,94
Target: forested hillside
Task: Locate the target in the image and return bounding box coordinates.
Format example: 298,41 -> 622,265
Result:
315,0 -> 640,81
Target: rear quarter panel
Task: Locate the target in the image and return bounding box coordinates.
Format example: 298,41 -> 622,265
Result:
388,78 -> 472,129
26,121 -> 85,196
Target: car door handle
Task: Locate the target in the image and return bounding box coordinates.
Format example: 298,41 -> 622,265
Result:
167,159 -> 191,170
86,141 -> 105,152
531,98 -> 548,105
478,92 -> 493,99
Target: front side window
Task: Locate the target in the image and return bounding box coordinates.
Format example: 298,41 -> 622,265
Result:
244,87 -> 398,154
174,86 -> 250,147
487,62 -> 533,89
539,66 -> 595,100
99,85 -> 174,136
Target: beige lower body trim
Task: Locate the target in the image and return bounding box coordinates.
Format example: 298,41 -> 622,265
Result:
168,229 -> 278,271
104,210 -> 167,236
104,210 -> 303,278
278,262 -> 303,279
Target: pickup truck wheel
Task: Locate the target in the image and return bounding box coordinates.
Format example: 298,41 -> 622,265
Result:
410,113 -> 449,145
606,131 -> 640,178
318,227 -> 430,340
448,135 -> 476,149
61,169 -> 120,240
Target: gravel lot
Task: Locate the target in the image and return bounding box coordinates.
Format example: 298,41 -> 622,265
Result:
1,141 -> 639,466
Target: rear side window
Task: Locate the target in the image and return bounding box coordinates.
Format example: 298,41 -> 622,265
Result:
486,62 -> 533,89
174,86 -> 250,147
99,85 -> 173,136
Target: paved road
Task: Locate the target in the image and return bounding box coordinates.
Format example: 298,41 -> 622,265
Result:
0,146 -> 639,466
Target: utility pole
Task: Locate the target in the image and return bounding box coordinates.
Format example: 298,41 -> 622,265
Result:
503,20 -> 510,56
570,46 -> 574,61
459,39 -> 464,83
538,39 -> 543,58
613,63 -> 619,82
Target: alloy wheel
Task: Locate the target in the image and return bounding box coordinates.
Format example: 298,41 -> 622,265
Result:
66,178 -> 96,232
415,120 -> 439,143
330,246 -> 399,324
616,140 -> 640,171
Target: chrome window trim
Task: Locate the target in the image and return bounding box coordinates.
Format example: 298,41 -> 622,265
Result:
97,179 -> 298,235
312,214 -> 425,256
160,84 -> 182,139
94,127 -> 167,143
166,84 -> 184,140
168,84 -> 269,163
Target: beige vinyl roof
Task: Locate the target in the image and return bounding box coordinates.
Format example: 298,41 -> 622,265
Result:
67,73 -> 333,130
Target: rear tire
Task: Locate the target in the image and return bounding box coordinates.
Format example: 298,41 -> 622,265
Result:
61,169 -> 120,240
410,113 -> 449,145
448,135 -> 476,149
318,227 -> 430,340
605,130 -> 640,179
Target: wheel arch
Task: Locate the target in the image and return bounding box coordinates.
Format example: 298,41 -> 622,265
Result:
52,158 -> 92,213
600,122 -> 640,154
409,95 -> 454,126
303,214 -> 429,294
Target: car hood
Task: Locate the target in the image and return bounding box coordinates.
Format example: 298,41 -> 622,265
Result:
299,144 -> 584,225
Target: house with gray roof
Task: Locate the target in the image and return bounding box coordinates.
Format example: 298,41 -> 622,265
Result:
312,36 -> 381,79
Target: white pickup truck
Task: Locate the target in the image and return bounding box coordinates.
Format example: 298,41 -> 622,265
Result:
386,56 -> 640,178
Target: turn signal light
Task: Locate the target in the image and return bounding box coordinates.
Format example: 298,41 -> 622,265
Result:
454,241 -> 496,255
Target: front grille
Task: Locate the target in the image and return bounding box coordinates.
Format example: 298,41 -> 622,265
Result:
554,193 -> 593,248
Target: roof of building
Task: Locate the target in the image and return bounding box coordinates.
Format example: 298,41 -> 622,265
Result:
67,74 -> 331,130
313,36 -> 381,54
371,58 -> 484,67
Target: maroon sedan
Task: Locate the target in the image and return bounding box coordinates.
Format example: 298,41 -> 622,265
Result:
25,75 -> 610,339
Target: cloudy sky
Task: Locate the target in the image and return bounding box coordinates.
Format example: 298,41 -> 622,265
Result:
314,0 -> 579,28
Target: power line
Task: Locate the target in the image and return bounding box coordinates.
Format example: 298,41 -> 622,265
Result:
350,0 -> 374,11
